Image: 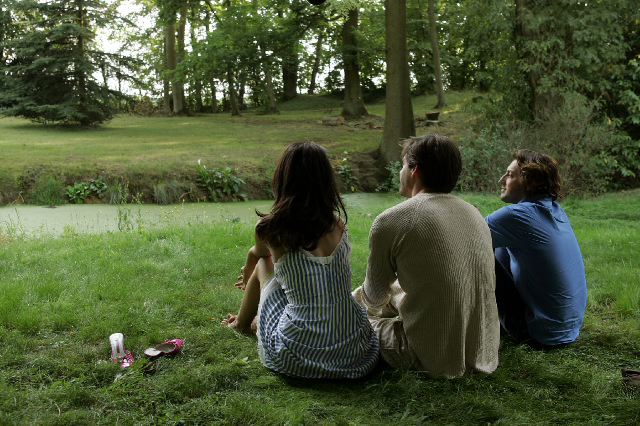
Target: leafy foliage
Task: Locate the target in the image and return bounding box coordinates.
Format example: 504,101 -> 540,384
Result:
196,162 -> 246,202
335,151 -> 359,193
65,179 -> 107,204
458,93 -> 640,195
376,161 -> 402,193
30,175 -> 65,206
0,0 -> 136,126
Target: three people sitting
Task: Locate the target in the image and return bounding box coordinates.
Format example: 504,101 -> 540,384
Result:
224,137 -> 587,378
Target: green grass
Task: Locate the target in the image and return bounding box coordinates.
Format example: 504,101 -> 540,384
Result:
0,92 -> 480,192
1,192 -> 638,424
0,91 -> 485,204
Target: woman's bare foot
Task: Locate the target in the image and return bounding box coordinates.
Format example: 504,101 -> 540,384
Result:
221,313 -> 253,335
234,274 -> 246,291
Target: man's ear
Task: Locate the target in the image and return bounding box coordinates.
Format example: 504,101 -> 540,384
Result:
411,165 -> 420,179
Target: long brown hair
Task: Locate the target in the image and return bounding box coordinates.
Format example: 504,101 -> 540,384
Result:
515,149 -> 563,201
256,142 -> 347,251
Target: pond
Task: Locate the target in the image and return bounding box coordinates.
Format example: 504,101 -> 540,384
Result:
0,193 -> 402,237
0,201 -> 273,237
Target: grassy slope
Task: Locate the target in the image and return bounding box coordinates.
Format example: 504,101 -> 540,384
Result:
0,192 -> 638,424
0,92 -> 478,177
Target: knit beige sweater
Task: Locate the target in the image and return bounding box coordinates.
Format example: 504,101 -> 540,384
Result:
362,193 -> 500,378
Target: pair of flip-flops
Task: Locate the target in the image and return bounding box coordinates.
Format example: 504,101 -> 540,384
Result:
110,333 -> 184,369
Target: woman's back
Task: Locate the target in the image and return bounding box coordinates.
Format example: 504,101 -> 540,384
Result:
257,228 -> 379,379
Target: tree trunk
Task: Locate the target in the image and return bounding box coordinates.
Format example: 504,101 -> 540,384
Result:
238,70 -> 247,110
413,0 -> 433,95
174,3 -> 187,114
308,29 -> 324,94
210,81 -> 218,113
428,0 -> 445,109
100,60 -> 108,89
75,0 -> 88,124
190,20 -> 203,112
163,78 -> 172,114
227,67 -> 240,116
165,19 -> 179,115
204,8 -> 217,113
0,6 -> 6,62
341,8 -> 368,120
381,0 -> 415,163
259,43 -> 278,114
282,44 -> 298,100
514,0 -> 550,119
162,37 -> 172,114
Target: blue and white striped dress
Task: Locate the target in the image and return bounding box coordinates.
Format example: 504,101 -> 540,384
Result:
257,230 -> 379,378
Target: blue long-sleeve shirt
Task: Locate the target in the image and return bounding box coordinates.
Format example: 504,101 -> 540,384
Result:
486,197 -> 587,345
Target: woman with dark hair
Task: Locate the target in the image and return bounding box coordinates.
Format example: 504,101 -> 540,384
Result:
223,142 -> 379,378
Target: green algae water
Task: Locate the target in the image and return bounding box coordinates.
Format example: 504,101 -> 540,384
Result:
0,201 -> 273,237
0,194 -> 404,237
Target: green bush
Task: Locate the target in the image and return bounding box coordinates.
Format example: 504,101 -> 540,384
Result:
376,161 -> 402,193
458,92 -> 640,195
65,179 -> 108,204
65,183 -> 91,204
31,175 -> 65,206
335,152 -> 359,193
195,163 -> 246,202
458,124 -> 516,194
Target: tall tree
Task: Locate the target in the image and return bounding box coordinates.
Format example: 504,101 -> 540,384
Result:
0,0 -> 133,126
307,27 -> 325,94
175,2 -> 188,112
427,0 -> 445,108
512,0 -> 632,120
340,7 -> 368,119
189,13 -> 204,112
203,5 -> 218,113
381,0 -> 415,163
281,43 -> 299,100
275,0 -> 324,100
408,0 -> 433,95
158,0 -> 183,114
0,0 -> 17,97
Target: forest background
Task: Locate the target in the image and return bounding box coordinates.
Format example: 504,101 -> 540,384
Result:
0,0 -> 639,202
0,1 -> 639,423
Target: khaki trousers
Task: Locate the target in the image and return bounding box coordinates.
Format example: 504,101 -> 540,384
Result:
353,283 -> 420,369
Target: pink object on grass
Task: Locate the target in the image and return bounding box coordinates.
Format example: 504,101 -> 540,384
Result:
109,332 -> 134,369
144,338 -> 185,359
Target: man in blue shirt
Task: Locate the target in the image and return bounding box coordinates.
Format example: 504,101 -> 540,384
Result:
486,150 -> 587,347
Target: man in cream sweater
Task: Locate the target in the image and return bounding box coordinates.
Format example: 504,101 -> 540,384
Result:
353,134 -> 499,378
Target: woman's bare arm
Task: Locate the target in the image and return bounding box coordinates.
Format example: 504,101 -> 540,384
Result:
236,230 -> 272,290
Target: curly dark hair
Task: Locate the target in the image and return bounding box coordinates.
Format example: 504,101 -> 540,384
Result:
256,142 -> 347,251
514,149 -> 563,201
401,134 -> 462,193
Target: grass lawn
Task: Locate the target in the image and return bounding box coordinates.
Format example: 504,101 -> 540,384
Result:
0,92 -> 479,192
1,191 -> 638,424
